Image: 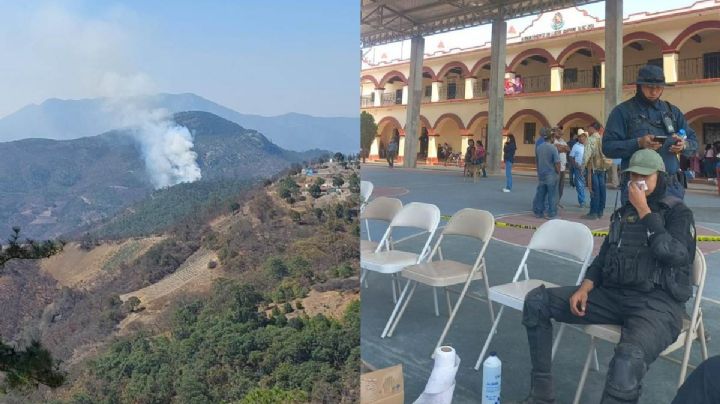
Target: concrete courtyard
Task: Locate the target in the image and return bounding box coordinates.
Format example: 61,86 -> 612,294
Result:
360,164 -> 720,403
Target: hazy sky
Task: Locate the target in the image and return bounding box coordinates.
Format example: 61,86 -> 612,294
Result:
0,1 -> 359,118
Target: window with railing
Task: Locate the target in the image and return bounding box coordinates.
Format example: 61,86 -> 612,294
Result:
623,63 -> 646,84
381,92 -> 395,106
395,89 -> 403,104
678,53 -> 720,81
360,95 -> 373,108
563,68 -> 598,89
521,75 -> 550,93
472,79 -> 489,98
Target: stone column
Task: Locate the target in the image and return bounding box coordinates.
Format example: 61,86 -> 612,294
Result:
465,77 -> 477,99
431,81 -> 440,102
401,85 -> 409,105
663,52 -> 679,83
426,129 -> 439,165
369,136 -> 380,160
403,35 -> 425,168
550,65 -> 564,91
487,16 -> 507,175
604,0 -> 623,123
373,88 -> 383,107
397,130 -> 406,163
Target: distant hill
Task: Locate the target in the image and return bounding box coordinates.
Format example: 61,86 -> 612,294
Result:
0,93 -> 358,153
0,111 -> 328,239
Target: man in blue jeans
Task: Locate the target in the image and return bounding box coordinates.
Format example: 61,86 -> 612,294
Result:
532,128 -> 560,219
583,122 -> 608,220
569,130 -> 588,207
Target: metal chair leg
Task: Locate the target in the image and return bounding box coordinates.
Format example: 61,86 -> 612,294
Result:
433,287 -> 439,316
474,306 -> 504,370
382,280 -> 414,338
573,337 -> 596,404
698,316 -> 709,360
445,287 -> 452,316
387,281 -> 418,337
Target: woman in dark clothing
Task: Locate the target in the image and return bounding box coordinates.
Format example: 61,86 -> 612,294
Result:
503,134 -> 517,192
476,140 -> 488,178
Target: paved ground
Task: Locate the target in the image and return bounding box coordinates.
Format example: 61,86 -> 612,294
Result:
361,165 -> 720,404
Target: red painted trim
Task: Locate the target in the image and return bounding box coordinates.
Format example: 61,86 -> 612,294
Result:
361,75 -> 379,87
685,107 -> 720,123
557,112 -> 600,129
508,48 -> 557,72
470,56 -> 492,76
423,67 -> 437,81
433,113 -> 466,130
504,109 -> 551,130
670,20 -> 720,49
437,61 -> 471,78
379,70 -> 408,88
556,40 -> 605,65
377,116 -> 402,131
467,111 -> 489,130
623,31 -> 671,51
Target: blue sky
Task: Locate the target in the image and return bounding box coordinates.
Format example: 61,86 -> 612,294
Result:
0,1 -> 359,118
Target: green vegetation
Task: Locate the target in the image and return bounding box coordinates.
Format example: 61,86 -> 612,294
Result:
69,281 -> 359,403
0,340 -> 65,389
360,111 -> 377,162
96,179 -> 253,239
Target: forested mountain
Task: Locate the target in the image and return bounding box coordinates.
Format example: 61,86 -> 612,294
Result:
1,166 -> 361,403
0,111 -> 328,240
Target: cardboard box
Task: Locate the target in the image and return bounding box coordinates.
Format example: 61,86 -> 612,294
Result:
361,364 -> 404,404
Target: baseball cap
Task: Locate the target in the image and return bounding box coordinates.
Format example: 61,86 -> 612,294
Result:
623,149 -> 666,175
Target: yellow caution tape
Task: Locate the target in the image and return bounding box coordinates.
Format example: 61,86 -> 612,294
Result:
439,215 -> 720,242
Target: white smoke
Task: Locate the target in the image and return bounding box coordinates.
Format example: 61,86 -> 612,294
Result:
102,80 -> 202,189
133,110 -> 202,188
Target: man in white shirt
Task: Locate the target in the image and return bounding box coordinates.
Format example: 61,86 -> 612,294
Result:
569,130 -> 588,208
552,127 -> 569,209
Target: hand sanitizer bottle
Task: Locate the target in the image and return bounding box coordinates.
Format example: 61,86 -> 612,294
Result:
482,352 -> 501,404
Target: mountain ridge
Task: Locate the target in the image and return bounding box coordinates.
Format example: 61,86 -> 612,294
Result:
0,93 -> 358,153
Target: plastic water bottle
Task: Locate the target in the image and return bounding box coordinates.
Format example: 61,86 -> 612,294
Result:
482,352 -> 502,404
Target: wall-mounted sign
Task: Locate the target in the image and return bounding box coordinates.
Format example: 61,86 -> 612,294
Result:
521,23 -> 595,42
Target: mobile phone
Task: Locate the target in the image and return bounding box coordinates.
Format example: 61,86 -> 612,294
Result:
653,135 -> 668,143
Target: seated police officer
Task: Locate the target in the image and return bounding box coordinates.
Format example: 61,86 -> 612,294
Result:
518,149 -> 696,404
603,64 -> 698,201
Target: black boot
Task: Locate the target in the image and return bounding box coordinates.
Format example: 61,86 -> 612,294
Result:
506,371 -> 555,403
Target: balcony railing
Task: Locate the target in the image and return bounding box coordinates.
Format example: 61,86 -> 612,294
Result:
473,81 -> 488,98
623,63 -> 645,84
360,95 -> 373,108
522,75 -> 550,93
563,69 -> 599,89
678,57 -> 720,81
438,80 -> 465,101
381,92 -> 401,106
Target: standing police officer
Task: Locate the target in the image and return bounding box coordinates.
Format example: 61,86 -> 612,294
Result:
603,64 -> 698,201
517,149 -> 696,404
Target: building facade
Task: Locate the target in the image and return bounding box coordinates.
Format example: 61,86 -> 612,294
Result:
360,1 -> 720,165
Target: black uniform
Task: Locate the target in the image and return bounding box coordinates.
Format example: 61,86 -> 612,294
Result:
522,175 -> 696,403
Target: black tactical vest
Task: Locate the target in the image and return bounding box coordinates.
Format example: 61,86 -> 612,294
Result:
602,197 -> 694,302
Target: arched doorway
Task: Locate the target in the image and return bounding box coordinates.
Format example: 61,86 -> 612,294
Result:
557,41 -> 605,90
467,112 -> 489,154
470,57 -> 491,98
686,108 -> 720,148
674,22 -> 720,81
505,109 -> 551,164
361,75 -> 379,108
557,112 -> 600,141
437,62 -> 470,101
622,32 -> 669,84
376,117 -> 403,160
378,71 -> 407,106
508,48 -> 556,94
434,114 -> 465,162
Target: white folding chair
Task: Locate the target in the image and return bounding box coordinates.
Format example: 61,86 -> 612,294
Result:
360,180 -> 374,211
360,197 -> 403,287
361,202 -> 441,309
383,209 -> 496,354
572,247 -> 709,404
474,219 -> 594,370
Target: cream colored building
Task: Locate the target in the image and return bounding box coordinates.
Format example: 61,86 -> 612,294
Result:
361,1 -> 720,165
